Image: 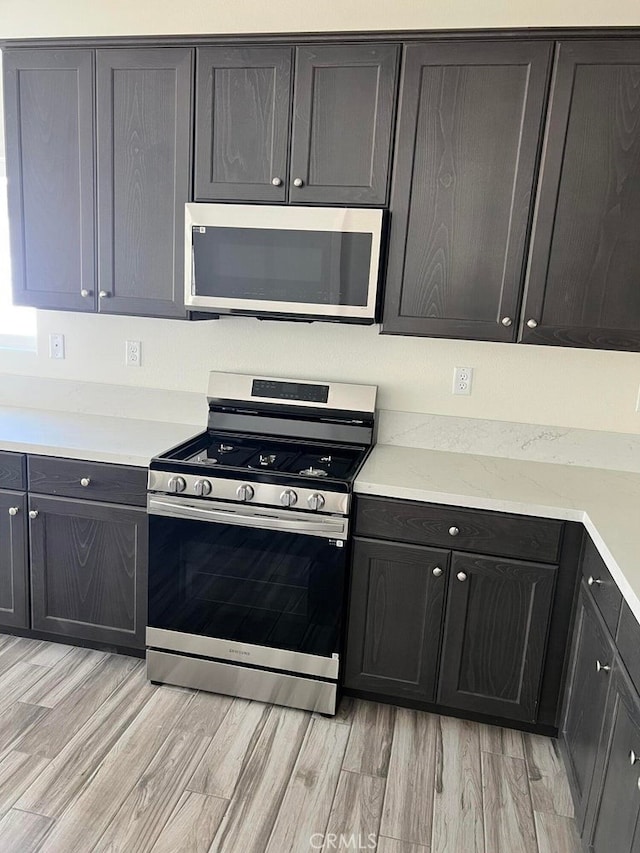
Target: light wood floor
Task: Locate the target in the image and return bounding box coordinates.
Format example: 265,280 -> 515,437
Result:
0,634 -> 580,853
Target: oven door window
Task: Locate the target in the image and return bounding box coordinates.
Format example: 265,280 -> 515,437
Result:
192,226 -> 372,308
148,516 -> 346,659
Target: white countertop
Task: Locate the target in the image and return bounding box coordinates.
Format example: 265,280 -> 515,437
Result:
0,406 -> 201,468
356,444 -> 640,624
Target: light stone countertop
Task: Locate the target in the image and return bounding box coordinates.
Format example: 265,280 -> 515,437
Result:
0,406 -> 202,468
356,444 -> 640,624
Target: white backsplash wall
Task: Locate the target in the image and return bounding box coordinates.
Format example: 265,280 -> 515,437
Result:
1,310 -> 639,435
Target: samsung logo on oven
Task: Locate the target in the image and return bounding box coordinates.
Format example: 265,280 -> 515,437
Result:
228,648 -> 251,657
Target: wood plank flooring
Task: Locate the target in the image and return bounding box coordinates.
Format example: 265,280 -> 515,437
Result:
0,634 -> 580,852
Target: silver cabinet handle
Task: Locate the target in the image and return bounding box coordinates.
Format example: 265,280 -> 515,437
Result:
271,177 -> 282,186
293,178 -> 304,187
28,510 -> 39,519
501,317 -> 512,326
596,660 -> 611,673
630,750 -> 639,766
432,567 -> 443,577
80,477 -> 91,487
80,289 -> 91,298
588,576 -> 603,587
99,290 -> 110,298
457,571 -> 468,582
8,507 -> 19,516
526,318 -> 538,329
449,526 -> 459,536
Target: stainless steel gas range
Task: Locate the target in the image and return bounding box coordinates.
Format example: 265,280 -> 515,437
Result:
146,372 -> 377,715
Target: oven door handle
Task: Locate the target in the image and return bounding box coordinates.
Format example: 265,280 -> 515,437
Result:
148,497 -> 348,540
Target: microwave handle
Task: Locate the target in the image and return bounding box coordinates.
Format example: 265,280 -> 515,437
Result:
148,496 -> 348,540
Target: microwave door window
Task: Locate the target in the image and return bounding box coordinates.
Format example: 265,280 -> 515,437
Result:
192,226 -> 371,307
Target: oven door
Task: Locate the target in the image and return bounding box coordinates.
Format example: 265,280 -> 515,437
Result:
184,203 -> 383,321
147,496 -> 348,678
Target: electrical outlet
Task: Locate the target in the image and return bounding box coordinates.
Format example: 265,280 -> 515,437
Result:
453,366 -> 473,395
126,340 -> 142,367
49,333 -> 65,360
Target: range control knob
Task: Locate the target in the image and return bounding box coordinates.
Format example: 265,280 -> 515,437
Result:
167,476 -> 187,494
194,479 -> 212,497
236,483 -> 255,502
280,489 -> 298,507
307,493 -> 325,512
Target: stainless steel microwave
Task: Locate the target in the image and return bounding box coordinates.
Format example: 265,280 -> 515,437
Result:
184,203 -> 384,323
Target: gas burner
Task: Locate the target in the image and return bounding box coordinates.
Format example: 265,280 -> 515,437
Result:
299,467 -> 329,478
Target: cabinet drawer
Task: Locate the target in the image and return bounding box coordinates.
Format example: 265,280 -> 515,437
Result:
617,603 -> 640,697
0,451 -> 26,490
355,496 -> 563,563
582,537 -> 622,636
28,456 -> 147,507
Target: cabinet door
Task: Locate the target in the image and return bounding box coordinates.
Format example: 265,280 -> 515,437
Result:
344,538 -> 449,702
588,665 -> 640,853
290,44 -> 399,205
96,48 -> 192,318
29,495 -> 147,649
382,41 -> 551,340
562,589 -> 615,830
4,49 -> 96,311
194,46 -> 292,202
522,41 -> 640,351
438,552 -> 556,721
0,492 -> 28,630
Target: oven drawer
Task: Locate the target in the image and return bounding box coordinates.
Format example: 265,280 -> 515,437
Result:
355,495 -> 564,563
28,455 -> 147,506
0,451 -> 26,490
147,649 -> 337,715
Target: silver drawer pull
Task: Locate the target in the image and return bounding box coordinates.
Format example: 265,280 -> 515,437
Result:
80,478 -> 91,487
8,506 -> 19,516
448,526 -> 460,537
28,510 -> 39,520
432,567 -> 443,577
588,576 -> 603,587
457,571 -> 468,582
596,660 -> 611,673
293,177 -> 304,187
501,317 -> 512,327
271,177 -> 282,186
630,750 -> 639,766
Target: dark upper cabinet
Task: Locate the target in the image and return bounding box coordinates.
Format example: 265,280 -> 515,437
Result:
522,41 -> 640,351
194,43 -> 398,205
0,491 -> 29,630
438,552 -> 557,721
289,44 -> 398,205
344,537 -> 449,702
28,494 -> 148,649
587,664 -> 640,853
194,47 -> 292,202
96,48 -> 192,318
4,49 -> 96,311
562,587 -> 614,830
382,40 -> 551,340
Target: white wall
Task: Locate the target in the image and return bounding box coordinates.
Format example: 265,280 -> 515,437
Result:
1,0 -> 639,435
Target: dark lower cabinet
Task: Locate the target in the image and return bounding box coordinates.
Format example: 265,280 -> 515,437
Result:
344,502 -> 568,728
0,491 -> 29,630
28,494 -> 148,649
438,553 -> 557,721
344,538 -> 448,701
561,588 -> 614,829
587,664 -> 640,853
